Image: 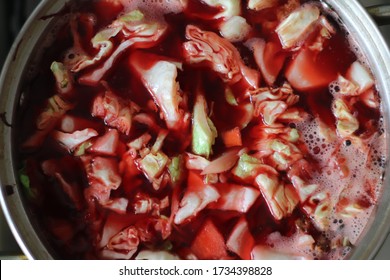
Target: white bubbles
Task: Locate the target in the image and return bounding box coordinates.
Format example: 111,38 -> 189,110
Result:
296,116 -> 386,254
297,119 -> 335,162
265,231 -> 316,260
329,80 -> 340,96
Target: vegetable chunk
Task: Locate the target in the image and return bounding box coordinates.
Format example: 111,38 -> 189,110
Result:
190,219 -> 228,259
129,51 -> 189,131
276,5 -> 320,49
192,93 -> 218,158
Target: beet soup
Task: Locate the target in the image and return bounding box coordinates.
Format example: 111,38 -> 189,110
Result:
15,0 -> 387,259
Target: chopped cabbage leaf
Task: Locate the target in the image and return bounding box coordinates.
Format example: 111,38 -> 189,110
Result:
276,5 -> 320,49
302,191 -> 331,231
78,10 -> 168,85
183,25 -> 259,87
248,0 -> 278,11
142,61 -> 184,130
257,101 -> 288,125
168,155 -> 185,186
52,128 -> 98,152
360,88 -> 380,109
132,192 -> 169,216
104,197 -> 129,215
18,163 -> 37,200
72,9 -> 165,72
37,95 -> 74,130
226,217 -> 254,260
50,61 -> 73,96
232,153 -> 262,182
255,171 -> 299,220
136,250 -> 180,260
330,75 -> 360,96
72,26 -> 122,72
252,138 -> 303,171
62,14 -> 95,72
185,153 -> 211,170
88,129 -> 120,156
278,108 -> 309,123
174,172 -> 220,224
250,123 -> 300,143
220,16 -> 251,42
346,61 -> 374,94
332,98 -> 359,138
82,156 -> 122,206
151,130 -> 168,155
291,176 -> 318,203
339,203 -> 364,218
139,151 -> 169,182
129,51 -> 189,131
22,95 -> 74,149
92,88 -> 137,135
225,87 -> 238,106
192,93 -> 218,158
251,83 -> 300,123
202,0 -> 241,19
128,133 -> 152,151
248,38 -> 287,86
308,16 -> 336,52
118,9 -> 144,22
201,148 -> 240,175
209,183 -> 260,213
101,226 -> 139,259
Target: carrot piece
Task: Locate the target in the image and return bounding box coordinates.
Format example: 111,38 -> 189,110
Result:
190,219 -> 228,260
222,127 -> 242,147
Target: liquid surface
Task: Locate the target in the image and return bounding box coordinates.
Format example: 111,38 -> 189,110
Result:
16,0 -> 386,259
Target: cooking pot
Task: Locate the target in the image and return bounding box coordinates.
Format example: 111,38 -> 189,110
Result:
1,0 -> 390,260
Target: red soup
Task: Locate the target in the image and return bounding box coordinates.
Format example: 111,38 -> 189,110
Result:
16,0 -> 386,259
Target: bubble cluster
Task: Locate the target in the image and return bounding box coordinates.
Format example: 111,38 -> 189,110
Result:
297,119 -> 335,159
265,231 -> 316,260
329,81 -> 341,96
296,115 -> 387,254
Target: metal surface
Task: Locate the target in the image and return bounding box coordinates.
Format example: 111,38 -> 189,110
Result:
0,0 -> 69,260
361,0 -> 390,260
0,0 -> 390,260
0,0 -> 42,259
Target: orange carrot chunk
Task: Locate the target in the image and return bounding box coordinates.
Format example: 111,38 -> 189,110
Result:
190,219 -> 228,259
222,127 -> 243,147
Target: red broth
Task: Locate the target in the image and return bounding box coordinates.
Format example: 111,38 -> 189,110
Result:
16,0 -> 386,259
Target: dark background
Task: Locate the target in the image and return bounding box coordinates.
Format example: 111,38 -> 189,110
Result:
0,0 -> 42,67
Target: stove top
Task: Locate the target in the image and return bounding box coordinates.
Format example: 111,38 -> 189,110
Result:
0,0 -> 389,260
